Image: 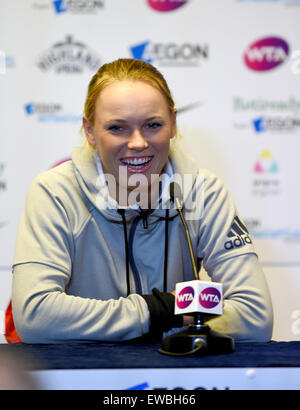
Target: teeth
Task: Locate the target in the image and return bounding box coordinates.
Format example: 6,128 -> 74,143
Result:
122,157 -> 152,166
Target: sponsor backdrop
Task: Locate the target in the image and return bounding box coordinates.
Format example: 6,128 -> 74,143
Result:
1,0 -> 300,343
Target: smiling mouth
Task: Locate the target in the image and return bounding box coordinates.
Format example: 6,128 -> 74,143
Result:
120,156 -> 154,171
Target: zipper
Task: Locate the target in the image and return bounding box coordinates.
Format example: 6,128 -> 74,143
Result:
127,210 -> 153,294
139,209 -> 149,229
128,217 -> 143,294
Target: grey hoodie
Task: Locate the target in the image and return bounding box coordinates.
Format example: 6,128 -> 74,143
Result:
12,143 -> 273,343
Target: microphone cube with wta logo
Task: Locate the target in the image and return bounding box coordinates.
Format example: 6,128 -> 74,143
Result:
175,280 -> 223,316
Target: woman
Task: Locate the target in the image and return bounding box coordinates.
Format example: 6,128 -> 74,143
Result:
10,58 -> 273,343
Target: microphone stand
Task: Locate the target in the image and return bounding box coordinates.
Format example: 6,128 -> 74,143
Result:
159,311 -> 234,356
158,197 -> 235,356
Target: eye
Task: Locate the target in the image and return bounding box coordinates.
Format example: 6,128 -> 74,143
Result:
107,124 -> 123,132
146,121 -> 163,129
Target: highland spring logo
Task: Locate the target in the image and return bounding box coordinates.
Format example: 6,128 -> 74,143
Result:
147,0 -> 188,12
37,35 -> 101,74
244,36 -> 289,71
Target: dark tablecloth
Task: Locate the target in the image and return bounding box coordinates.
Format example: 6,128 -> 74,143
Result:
1,341 -> 300,370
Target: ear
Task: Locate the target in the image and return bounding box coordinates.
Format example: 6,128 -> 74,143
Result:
170,108 -> 177,140
82,116 -> 96,146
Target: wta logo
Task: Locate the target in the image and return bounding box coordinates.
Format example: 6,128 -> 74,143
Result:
244,36 -> 289,71
147,0 -> 188,12
199,287 -> 221,309
176,286 -> 194,309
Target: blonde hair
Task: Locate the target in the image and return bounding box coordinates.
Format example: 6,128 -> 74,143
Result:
83,58 -> 175,126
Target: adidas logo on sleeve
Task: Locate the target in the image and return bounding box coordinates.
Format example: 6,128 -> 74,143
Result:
224,216 -> 252,250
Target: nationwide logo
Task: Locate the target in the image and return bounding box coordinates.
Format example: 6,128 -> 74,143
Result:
37,35 -> 101,74
244,36 -> 289,71
224,216 -> 252,250
254,149 -> 278,174
176,286 -> 194,309
24,102 -> 81,123
233,96 -> 300,113
0,163 -> 7,191
147,0 -> 188,12
253,116 -> 300,133
52,0 -> 104,14
130,40 -> 208,67
232,97 -> 300,132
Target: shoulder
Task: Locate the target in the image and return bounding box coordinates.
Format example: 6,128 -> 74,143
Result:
33,160 -> 74,188
29,160 -> 80,201
169,144 -> 231,200
25,160 -> 89,227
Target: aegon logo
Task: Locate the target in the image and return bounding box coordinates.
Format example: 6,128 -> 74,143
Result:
130,40 -> 208,67
176,286 -> 194,309
53,0 -> 104,14
244,36 -> 289,71
199,287 -> 221,309
24,102 -> 62,115
147,0 -> 187,12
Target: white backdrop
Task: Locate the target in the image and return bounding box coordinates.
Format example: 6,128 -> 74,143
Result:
1,0 -> 300,341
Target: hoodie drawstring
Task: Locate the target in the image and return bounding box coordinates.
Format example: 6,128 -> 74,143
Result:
117,209 -> 130,296
117,209 -> 170,296
163,208 -> 169,292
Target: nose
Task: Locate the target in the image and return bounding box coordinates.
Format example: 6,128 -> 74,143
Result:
127,130 -> 149,151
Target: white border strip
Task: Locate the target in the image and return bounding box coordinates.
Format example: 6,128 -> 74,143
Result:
30,367 -> 300,390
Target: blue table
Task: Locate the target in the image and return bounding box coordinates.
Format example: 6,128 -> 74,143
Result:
1,341 -> 300,390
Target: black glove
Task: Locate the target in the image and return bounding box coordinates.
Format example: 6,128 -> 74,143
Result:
142,288 -> 184,336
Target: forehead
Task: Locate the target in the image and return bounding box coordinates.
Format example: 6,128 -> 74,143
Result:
95,80 -> 170,117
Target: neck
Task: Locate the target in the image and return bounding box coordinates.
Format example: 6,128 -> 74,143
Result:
106,177 -> 161,210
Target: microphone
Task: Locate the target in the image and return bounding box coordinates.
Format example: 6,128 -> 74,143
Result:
158,183 -> 235,356
169,182 -> 198,280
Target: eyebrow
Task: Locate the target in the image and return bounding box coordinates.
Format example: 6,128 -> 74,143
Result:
103,115 -> 165,125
